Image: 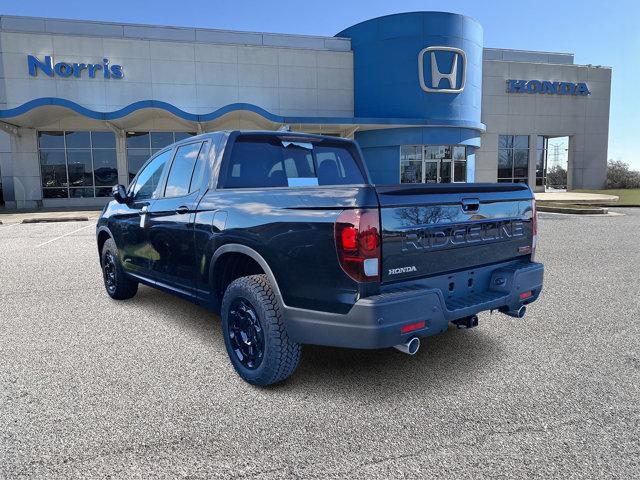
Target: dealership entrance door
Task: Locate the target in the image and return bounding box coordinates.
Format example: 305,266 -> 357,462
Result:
423,159 -> 453,183
400,145 -> 466,184
540,136 -> 569,190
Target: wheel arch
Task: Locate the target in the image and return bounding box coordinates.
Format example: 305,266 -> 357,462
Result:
210,244 -> 285,308
97,226 -> 113,259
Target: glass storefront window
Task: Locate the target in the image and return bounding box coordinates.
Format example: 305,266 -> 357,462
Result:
498,135 -> 512,149
454,161 -> 467,182
91,131 -> 117,149
400,160 -> 423,183
67,150 -> 93,187
93,150 -> 119,187
453,146 -> 466,160
513,135 -> 529,149
498,149 -> 512,179
126,131 -> 196,181
38,131 -> 65,149
400,145 -> 467,184
38,131 -> 117,199
498,135 -> 529,183
513,149 -> 529,178
424,145 -> 448,160
174,132 -> 195,142
64,131 -> 91,149
150,132 -> 175,150
126,132 -> 150,149
127,149 -> 151,181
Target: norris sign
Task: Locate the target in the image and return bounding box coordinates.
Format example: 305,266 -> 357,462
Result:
27,55 -> 124,79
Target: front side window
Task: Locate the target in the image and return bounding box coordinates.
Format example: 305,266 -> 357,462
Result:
131,150 -> 172,201
498,135 -> 529,183
222,137 -> 365,189
38,131 -> 117,199
164,142 -> 204,197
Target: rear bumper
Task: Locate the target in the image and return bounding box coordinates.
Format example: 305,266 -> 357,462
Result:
284,261 -> 544,349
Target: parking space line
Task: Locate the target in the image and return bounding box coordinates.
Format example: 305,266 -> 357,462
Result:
35,224 -> 94,247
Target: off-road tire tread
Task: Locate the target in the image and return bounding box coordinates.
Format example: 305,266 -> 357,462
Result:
222,274 -> 301,385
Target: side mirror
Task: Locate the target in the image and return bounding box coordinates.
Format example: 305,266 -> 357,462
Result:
112,184 -> 128,204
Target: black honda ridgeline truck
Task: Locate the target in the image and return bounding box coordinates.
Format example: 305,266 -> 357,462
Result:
97,131 -> 544,386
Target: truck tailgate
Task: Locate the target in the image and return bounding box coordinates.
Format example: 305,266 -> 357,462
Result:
376,183 -> 535,283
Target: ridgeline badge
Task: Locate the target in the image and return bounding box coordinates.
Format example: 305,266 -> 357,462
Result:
27,55 -> 123,79
506,79 -> 590,96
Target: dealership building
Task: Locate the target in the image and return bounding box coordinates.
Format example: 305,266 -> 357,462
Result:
0,12 -> 612,208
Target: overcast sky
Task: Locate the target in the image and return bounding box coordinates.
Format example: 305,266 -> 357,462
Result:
2,0 -> 639,169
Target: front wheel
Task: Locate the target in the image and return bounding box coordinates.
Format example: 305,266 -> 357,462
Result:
101,238 -> 138,300
221,274 -> 301,386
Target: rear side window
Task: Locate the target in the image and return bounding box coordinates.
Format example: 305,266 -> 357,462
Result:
222,137 -> 365,189
164,142 -> 203,197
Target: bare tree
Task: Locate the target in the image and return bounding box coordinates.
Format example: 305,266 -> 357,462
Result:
546,165 -> 567,189
607,160 -> 640,189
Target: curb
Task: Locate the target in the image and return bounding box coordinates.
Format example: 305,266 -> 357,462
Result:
21,216 -> 90,224
594,204 -> 640,208
538,206 -> 608,215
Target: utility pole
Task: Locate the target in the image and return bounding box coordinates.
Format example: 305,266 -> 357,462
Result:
550,143 -> 561,168
549,141 -> 568,169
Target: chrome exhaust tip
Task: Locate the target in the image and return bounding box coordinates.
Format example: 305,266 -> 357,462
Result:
502,305 -> 527,318
394,337 -> 420,355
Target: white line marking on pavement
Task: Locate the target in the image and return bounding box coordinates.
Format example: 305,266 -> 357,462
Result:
0,223 -> 20,228
36,224 -> 93,247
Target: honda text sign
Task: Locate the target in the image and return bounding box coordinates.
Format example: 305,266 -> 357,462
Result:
506,79 -> 590,96
418,46 -> 466,93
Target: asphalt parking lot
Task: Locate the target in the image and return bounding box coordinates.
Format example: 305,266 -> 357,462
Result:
1,210 -> 639,479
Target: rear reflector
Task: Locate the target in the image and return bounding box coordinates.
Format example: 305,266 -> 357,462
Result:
519,291 -> 533,300
400,320 -> 426,334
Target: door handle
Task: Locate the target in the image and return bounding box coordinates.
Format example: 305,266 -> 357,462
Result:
461,198 -> 480,212
175,205 -> 190,215
139,205 -> 149,228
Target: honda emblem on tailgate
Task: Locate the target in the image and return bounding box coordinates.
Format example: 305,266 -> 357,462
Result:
418,46 -> 466,93
389,266 -> 418,275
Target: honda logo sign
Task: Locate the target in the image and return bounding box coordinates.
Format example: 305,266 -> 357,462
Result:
418,46 -> 466,93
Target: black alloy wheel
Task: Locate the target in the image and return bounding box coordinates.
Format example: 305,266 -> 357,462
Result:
103,251 -> 118,295
227,297 -> 265,369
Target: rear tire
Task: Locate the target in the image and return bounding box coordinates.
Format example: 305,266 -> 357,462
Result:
101,238 -> 138,300
221,274 -> 301,386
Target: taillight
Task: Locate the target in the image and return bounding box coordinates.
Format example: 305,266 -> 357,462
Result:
335,209 -> 381,282
531,199 -> 538,261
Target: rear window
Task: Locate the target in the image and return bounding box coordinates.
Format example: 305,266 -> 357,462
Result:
222,137 -> 365,189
